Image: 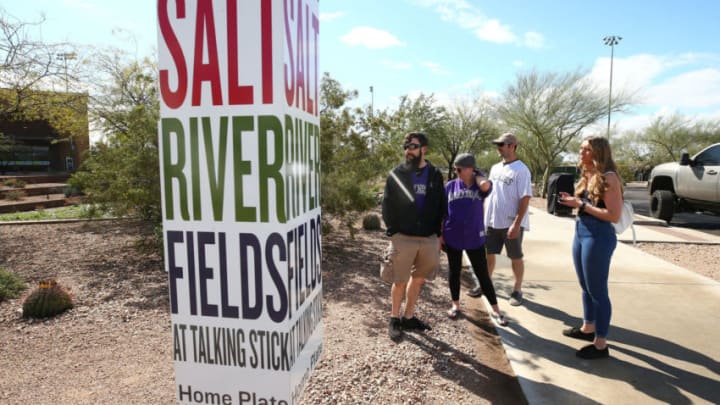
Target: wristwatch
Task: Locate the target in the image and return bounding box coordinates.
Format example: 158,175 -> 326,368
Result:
578,202 -> 587,214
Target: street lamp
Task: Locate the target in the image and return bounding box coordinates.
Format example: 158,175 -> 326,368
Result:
56,52 -> 77,92
369,85 -> 374,117
603,35 -> 621,140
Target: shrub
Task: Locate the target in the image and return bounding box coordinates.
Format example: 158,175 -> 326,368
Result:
4,190 -> 26,201
22,280 -> 74,318
0,268 -> 26,302
362,214 -> 382,231
63,185 -> 83,197
3,179 -> 26,188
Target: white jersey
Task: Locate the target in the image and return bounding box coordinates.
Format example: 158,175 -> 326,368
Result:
485,159 -> 533,230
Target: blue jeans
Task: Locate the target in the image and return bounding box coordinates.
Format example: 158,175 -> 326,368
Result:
572,215 -> 617,338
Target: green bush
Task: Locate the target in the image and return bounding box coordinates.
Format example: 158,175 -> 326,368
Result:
63,185 -> 83,197
615,163 -> 635,185
22,280 -> 74,318
3,179 -> 26,188
0,268 -> 26,302
362,214 -> 382,231
4,189 -> 26,201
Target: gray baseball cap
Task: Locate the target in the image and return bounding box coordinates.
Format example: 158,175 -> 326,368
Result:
454,153 -> 477,169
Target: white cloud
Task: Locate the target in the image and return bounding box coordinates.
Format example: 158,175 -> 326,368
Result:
513,60 -> 524,68
524,32 -> 545,49
320,11 -> 345,21
410,0 -> 542,48
473,19 -> 516,43
381,60 -> 412,70
340,26 -> 404,49
646,68 -> 720,108
588,53 -> 720,114
421,61 -> 451,75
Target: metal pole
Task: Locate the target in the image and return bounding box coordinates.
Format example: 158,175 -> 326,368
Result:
603,36 -> 621,140
56,52 -> 77,92
369,85 -> 374,117
607,43 -> 614,137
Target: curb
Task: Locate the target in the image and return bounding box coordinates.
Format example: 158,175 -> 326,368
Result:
0,217 -> 127,226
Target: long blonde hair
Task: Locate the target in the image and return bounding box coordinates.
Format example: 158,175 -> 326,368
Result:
575,136 -> 623,204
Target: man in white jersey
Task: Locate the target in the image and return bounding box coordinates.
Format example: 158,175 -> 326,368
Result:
481,133 -> 532,306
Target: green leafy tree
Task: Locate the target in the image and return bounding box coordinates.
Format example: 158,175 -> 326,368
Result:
0,9 -> 86,146
319,73 -> 378,236
69,51 -> 160,224
361,93 -> 450,176
498,69 -> 633,196
438,97 -> 499,178
640,114 -> 720,164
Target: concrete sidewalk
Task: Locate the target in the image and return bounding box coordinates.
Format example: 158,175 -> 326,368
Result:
483,207 -> 720,404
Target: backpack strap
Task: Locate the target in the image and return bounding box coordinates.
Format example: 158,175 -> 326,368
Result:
390,170 -> 414,203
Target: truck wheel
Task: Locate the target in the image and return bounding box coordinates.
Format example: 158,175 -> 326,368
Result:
650,190 -> 675,223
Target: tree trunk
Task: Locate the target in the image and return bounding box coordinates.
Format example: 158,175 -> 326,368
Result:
540,164 -> 552,199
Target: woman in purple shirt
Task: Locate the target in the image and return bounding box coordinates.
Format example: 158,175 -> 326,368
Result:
441,153 -> 508,325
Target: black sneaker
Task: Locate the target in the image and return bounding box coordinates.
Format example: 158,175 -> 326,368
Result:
563,327 -> 595,342
509,290 -> 523,306
467,287 -> 483,298
402,316 -> 432,332
388,317 -> 403,341
576,344 -> 609,359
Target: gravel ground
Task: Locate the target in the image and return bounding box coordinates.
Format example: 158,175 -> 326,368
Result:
0,218 -> 524,405
1,200 -> 717,405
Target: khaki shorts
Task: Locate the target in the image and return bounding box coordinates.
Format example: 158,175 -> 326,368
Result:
384,233 -> 440,283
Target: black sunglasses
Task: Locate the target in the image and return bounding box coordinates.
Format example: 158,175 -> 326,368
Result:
454,167 -> 465,173
403,143 -> 422,150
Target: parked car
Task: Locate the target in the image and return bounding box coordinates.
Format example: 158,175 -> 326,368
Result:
648,143 -> 720,222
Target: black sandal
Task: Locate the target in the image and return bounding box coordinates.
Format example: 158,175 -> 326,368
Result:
576,344 -> 609,359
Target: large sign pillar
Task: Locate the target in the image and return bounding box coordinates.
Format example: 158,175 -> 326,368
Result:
157,1 -> 321,404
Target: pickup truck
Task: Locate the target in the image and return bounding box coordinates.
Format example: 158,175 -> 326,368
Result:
648,143 -> 720,222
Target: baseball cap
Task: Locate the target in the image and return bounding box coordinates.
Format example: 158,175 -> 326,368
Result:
492,133 -> 518,146
453,153 -> 477,169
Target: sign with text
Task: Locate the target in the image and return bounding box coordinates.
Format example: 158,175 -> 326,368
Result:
157,1 -> 321,404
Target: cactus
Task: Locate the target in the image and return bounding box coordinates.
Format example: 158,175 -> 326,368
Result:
362,214 -> 382,231
22,280 -> 74,319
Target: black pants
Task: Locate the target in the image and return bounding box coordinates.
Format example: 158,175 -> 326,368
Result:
445,245 -> 498,305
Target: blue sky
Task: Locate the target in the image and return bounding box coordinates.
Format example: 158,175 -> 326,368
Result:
7,0 -> 720,133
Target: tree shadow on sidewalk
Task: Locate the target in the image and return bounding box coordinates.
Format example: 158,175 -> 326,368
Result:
507,299 -> 720,404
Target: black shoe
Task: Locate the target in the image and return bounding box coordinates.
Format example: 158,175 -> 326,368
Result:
388,317 -> 403,341
563,327 -> 595,342
509,290 -> 523,306
576,344 -> 609,359
402,316 -> 432,331
467,287 -> 483,298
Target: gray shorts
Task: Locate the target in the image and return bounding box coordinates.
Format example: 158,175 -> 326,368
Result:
485,227 -> 524,259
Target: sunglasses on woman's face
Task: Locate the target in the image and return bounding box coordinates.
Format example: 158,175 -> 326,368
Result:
403,143 -> 422,150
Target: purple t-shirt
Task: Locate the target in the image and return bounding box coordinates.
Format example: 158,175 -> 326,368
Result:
442,178 -> 492,250
411,165 -> 429,215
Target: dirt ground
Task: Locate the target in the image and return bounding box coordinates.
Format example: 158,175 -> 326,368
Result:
0,218 -> 525,405
1,199 -> 717,404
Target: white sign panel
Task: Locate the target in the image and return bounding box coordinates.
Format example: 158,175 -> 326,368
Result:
157,1 -> 321,404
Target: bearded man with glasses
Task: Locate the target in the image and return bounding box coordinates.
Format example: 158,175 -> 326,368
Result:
381,132 -> 446,341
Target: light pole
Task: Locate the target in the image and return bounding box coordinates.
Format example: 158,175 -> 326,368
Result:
369,85 -> 374,117
56,52 -> 77,92
603,35 -> 621,139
